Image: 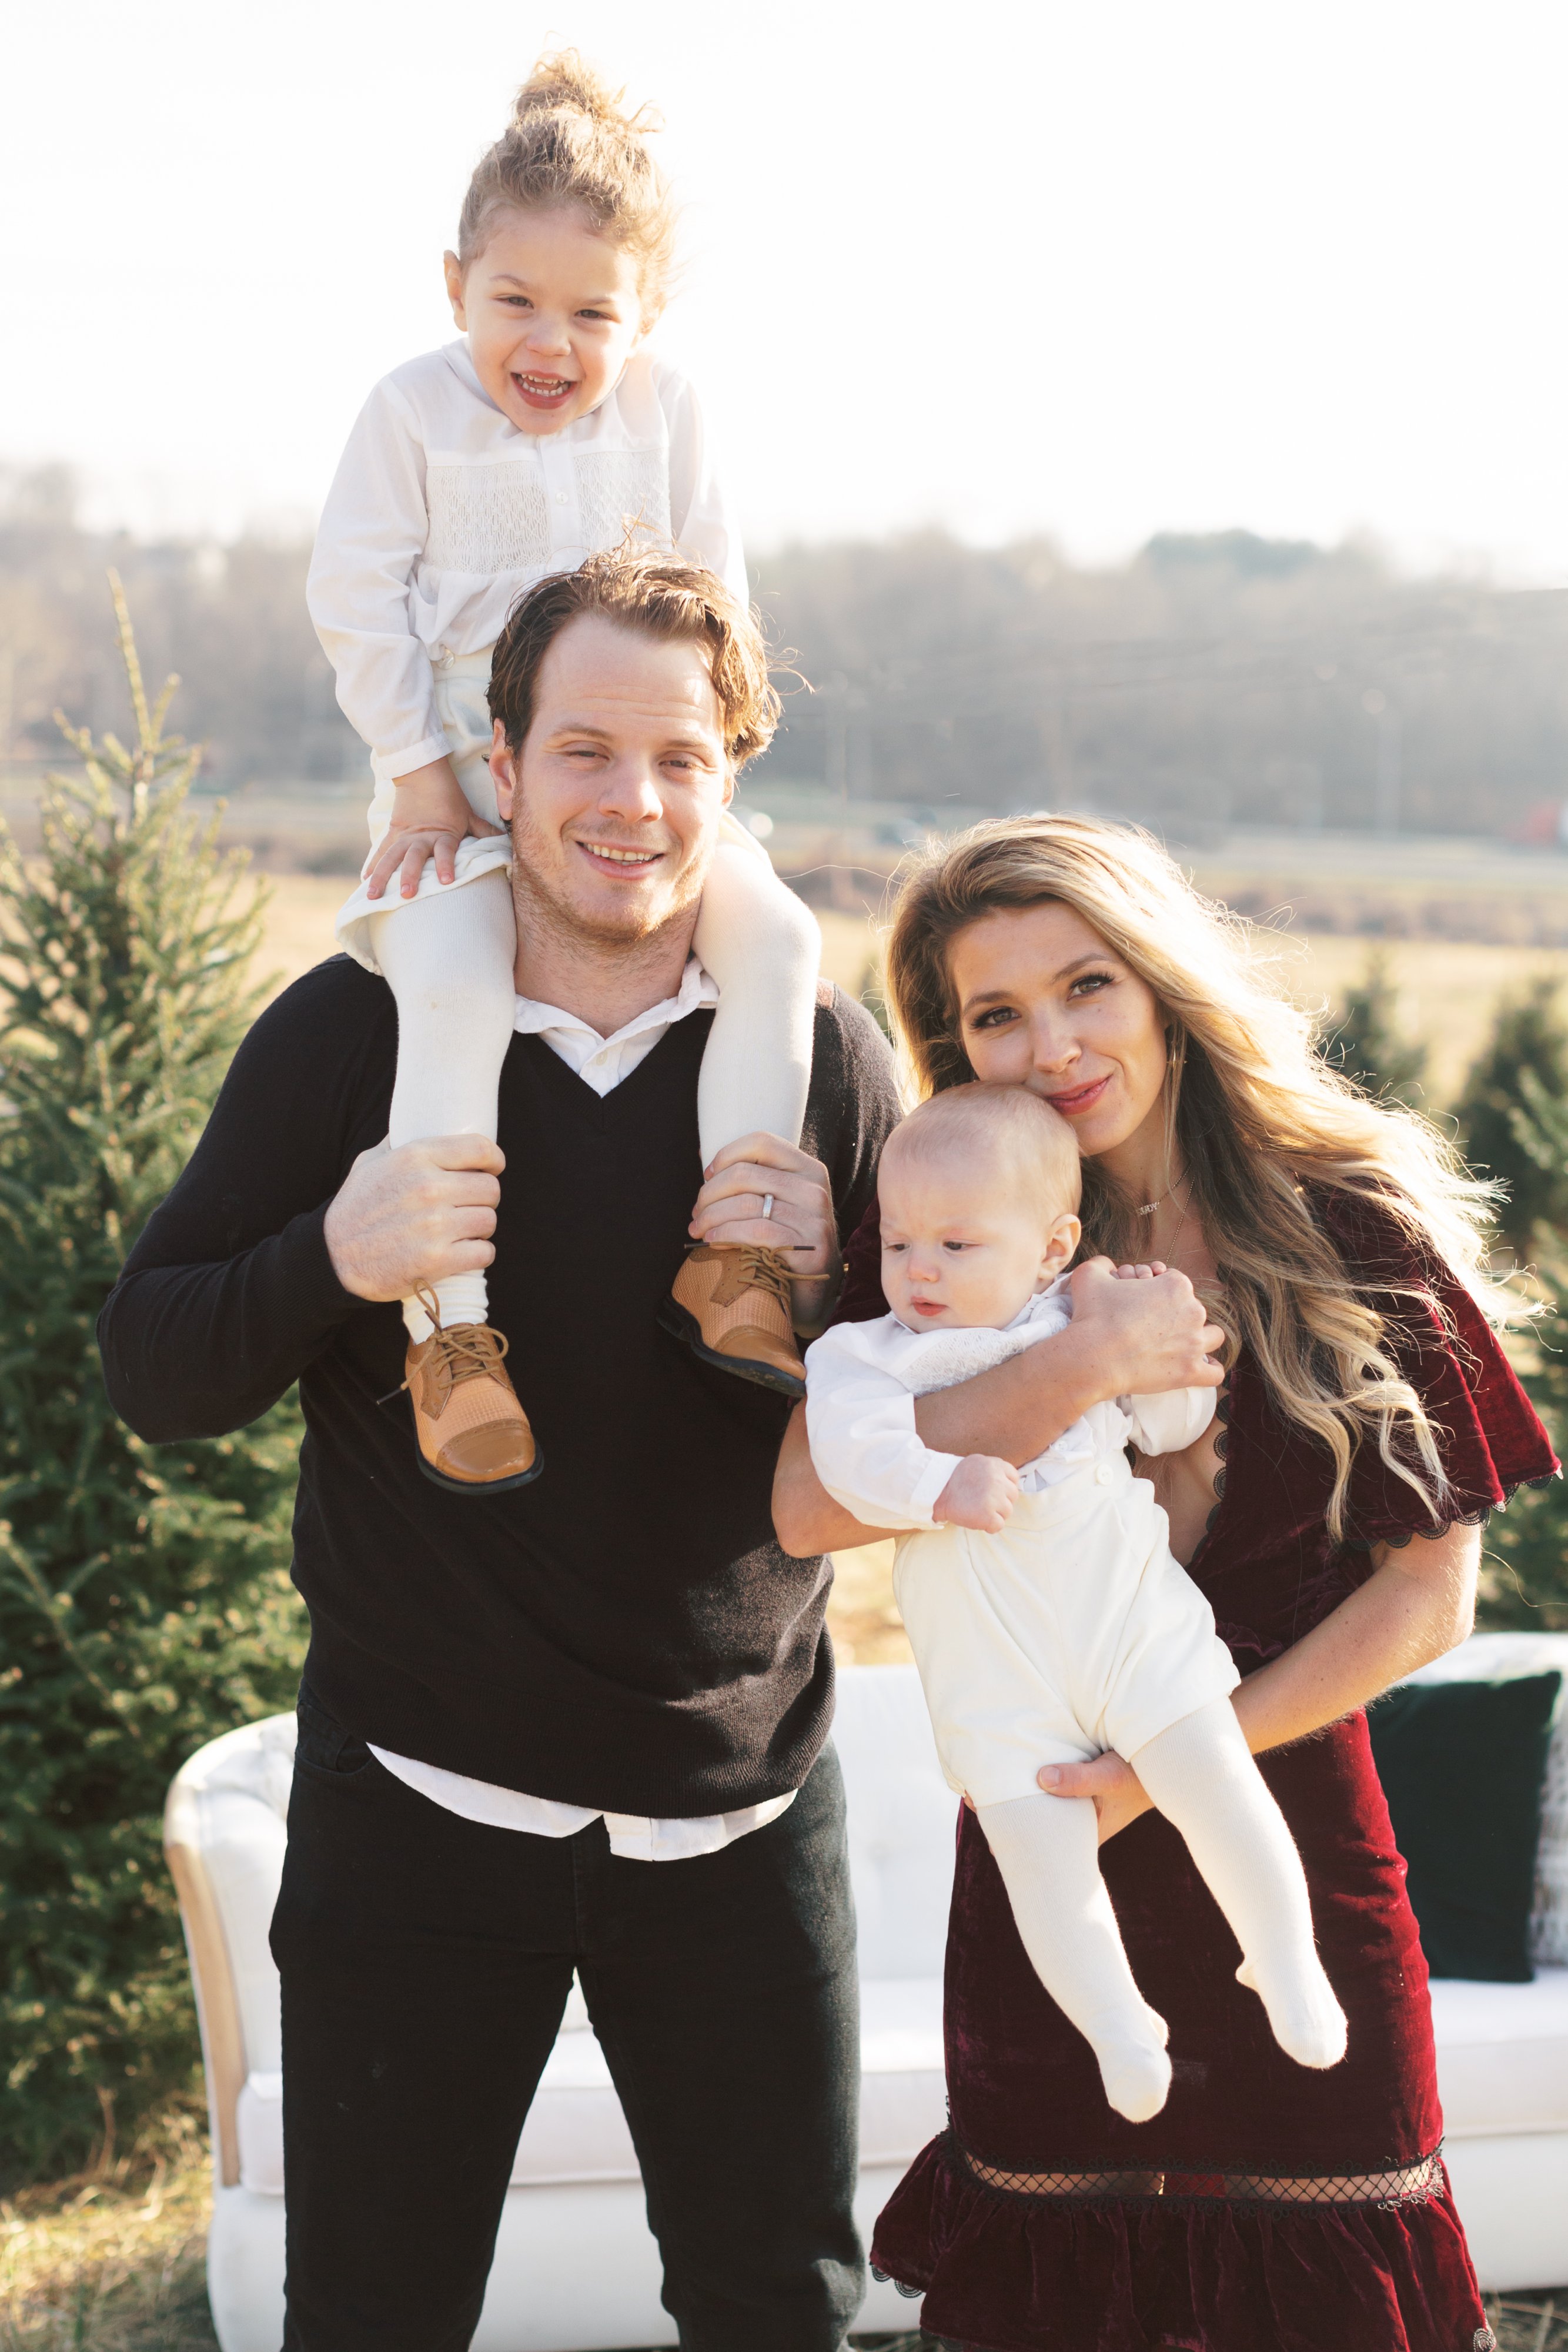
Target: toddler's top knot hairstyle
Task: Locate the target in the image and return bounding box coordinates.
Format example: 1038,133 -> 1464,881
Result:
457,51 -> 678,320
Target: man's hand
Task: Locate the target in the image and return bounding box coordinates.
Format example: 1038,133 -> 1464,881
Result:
1038,1751 -> 1153,1845
324,1135 -> 504,1302
934,1454 -> 1019,1532
690,1132 -> 838,1331
363,757 -> 503,903
1068,1255 -> 1223,1396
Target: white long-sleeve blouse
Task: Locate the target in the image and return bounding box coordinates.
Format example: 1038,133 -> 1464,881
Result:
306,340 -> 747,784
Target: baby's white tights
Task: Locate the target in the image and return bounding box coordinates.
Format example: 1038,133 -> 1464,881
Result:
366,826 -> 820,1345
978,1697 -> 1346,2123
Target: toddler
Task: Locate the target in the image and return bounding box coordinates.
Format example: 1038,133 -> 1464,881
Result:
307,54 -> 820,1492
804,1085 -> 1348,2122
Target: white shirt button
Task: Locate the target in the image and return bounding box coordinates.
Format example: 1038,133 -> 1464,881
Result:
1095,1463 -> 1114,1485
555,491 -> 569,505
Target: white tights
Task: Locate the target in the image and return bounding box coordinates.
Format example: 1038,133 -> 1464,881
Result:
366,829 -> 820,1344
977,1698 -> 1346,2123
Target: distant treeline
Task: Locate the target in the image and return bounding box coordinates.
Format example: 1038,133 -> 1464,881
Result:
5,462 -> 1568,835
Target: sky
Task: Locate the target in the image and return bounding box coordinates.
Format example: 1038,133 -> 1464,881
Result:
4,0 -> 1567,574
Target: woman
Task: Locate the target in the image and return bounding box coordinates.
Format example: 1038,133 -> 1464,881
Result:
774,816 -> 1556,2352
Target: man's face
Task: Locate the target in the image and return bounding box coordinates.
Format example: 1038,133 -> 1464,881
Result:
491,614 -> 734,948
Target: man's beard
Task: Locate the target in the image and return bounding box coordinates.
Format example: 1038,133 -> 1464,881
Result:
507,812 -> 704,955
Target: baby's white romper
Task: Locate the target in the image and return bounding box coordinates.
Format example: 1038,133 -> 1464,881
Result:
308,340 -> 820,1336
804,1282 -> 1347,2122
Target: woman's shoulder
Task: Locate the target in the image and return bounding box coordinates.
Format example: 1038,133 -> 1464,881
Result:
1302,1178 -> 1559,1536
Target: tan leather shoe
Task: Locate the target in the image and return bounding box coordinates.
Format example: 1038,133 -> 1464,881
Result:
401,1297 -> 541,1494
659,1244 -> 807,1399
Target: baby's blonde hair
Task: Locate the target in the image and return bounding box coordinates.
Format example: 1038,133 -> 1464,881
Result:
457,52 -> 678,319
881,1083 -> 1082,1229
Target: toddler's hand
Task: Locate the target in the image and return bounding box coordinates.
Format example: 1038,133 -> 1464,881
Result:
365,757 -> 503,902
934,1454 -> 1019,1532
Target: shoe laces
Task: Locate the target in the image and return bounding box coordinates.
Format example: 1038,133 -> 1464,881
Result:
410,1287 -> 510,1404
712,1245 -> 792,1312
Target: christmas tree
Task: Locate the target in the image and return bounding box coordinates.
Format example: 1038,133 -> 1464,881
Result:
1322,951 -> 1429,1108
0,577 -> 305,2183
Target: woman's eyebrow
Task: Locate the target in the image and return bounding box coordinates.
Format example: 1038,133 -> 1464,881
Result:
960,953 -> 1114,1014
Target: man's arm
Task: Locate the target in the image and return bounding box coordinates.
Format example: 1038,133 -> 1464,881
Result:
97,962 -> 501,1443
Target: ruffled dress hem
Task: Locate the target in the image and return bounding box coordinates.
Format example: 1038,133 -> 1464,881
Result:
870,2133 -> 1494,2352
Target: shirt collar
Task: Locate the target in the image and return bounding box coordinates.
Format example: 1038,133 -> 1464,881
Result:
513,956 -> 718,1045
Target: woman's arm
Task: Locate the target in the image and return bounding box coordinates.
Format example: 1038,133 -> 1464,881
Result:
914,1258 -> 1224,1465
773,1258 -> 1226,1556
774,1406 -> 901,1555
1042,1522 -> 1482,1842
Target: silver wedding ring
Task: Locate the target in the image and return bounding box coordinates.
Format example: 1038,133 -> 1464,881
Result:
761,1193 -> 775,1221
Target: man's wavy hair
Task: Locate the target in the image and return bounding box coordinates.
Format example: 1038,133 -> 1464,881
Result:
884,813 -> 1514,1542
487,546 -> 779,766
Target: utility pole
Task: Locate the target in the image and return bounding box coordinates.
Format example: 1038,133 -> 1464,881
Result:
824,671 -> 848,814
1362,689 -> 1402,837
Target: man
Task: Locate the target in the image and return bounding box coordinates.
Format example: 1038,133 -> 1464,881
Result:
99,552 -> 901,2351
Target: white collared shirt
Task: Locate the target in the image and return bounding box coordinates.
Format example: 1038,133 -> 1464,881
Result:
307,341 -> 745,781
370,960 -> 799,1859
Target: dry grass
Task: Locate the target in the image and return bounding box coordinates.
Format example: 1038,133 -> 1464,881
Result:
0,2116 -> 217,2351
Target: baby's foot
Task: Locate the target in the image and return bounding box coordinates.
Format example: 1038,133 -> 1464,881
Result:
1092,2004 -> 1172,2123
403,1304 -> 540,1494
660,1244 -> 806,1398
1236,1956 -> 1348,2070
1096,2034 -> 1173,2124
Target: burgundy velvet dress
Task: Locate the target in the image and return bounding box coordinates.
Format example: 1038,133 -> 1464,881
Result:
830,1190 -> 1558,2352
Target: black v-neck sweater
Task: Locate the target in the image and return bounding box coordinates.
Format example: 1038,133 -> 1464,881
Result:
98,956 -> 900,1814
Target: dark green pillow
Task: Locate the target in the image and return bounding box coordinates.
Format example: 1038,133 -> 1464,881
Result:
1368,1672 -> 1561,1982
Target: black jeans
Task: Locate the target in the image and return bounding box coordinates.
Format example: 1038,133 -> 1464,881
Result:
270,1688 -> 864,2352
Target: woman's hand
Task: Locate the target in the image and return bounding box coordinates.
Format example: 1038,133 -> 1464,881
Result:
690,1132 -> 838,1331
364,757 -> 503,902
1038,1752 -> 1153,1845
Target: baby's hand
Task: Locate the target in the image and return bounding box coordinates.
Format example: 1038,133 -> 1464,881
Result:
934,1454 -> 1019,1533
365,757 -> 503,902
1112,1260 -> 1166,1279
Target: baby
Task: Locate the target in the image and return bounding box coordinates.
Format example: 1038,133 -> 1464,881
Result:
804,1084 -> 1347,2122
307,55 -> 820,1493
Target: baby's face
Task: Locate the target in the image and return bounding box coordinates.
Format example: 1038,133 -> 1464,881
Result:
879,1153 -> 1078,1332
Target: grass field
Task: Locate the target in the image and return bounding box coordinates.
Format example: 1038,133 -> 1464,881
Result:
250,878 -> 1568,1112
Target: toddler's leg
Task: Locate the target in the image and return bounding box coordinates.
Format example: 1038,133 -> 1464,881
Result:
691,838 -> 820,1167
666,839 -> 821,1399
977,1794 -> 1172,2123
1131,1700 -> 1347,2070
366,868 -> 517,1341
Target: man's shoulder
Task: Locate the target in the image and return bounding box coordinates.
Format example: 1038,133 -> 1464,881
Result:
235,956 -> 395,1084
810,978 -> 895,1077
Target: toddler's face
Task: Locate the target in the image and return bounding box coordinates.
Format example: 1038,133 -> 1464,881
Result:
444,206 -> 646,437
879,1152 -> 1079,1333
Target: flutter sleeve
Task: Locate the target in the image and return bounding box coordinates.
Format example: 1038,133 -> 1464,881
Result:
1320,1187 -> 1560,1549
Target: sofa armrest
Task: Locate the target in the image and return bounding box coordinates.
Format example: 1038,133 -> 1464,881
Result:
165,1793 -> 248,2190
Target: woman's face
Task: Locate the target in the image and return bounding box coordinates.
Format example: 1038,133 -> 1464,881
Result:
946,901 -> 1171,1164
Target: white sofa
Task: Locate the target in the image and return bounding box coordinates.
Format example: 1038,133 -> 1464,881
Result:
166,1639 -> 1568,2350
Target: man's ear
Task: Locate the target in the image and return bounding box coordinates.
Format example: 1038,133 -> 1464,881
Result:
489,720 -> 516,823
443,251 -> 467,329
720,761 -> 735,811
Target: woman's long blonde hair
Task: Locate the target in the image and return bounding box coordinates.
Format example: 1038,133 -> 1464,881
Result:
884,814 -> 1507,1541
